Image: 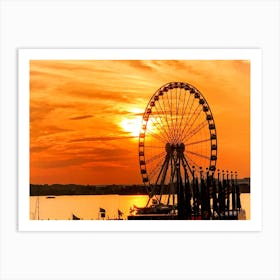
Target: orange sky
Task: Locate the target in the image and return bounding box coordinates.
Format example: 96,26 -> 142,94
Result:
30,60 -> 250,185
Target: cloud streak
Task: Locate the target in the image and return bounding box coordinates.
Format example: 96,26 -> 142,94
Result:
69,115 -> 93,120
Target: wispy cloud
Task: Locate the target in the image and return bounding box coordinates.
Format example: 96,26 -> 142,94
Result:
69,115 -> 93,120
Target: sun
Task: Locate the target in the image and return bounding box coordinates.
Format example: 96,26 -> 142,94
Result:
120,116 -> 142,137
120,108 -> 143,137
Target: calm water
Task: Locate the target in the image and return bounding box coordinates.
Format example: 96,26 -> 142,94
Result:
30,194 -> 250,220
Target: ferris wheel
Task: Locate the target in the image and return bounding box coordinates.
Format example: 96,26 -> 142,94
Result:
138,82 -> 217,206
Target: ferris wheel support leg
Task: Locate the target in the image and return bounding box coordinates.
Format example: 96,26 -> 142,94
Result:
176,163 -> 188,220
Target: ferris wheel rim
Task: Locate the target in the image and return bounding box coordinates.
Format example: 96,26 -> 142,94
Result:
138,81 -> 218,186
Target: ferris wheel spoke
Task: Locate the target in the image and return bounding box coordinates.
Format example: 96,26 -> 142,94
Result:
178,88 -> 188,126
147,117 -> 171,143
184,94 -> 196,124
182,107 -> 203,140
153,105 -> 173,141
144,123 -> 169,143
185,150 -> 209,160
145,132 -> 167,144
174,87 -> 183,143
165,89 -> 176,142
185,138 -> 211,146
181,120 -> 208,143
174,88 -> 180,141
175,88 -> 179,116
179,101 -> 200,142
149,165 -> 162,181
173,88 -> 177,141
144,145 -> 165,149
153,114 -> 171,140
159,94 -> 175,142
147,154 -> 166,175
145,151 -> 166,165
177,92 -> 190,141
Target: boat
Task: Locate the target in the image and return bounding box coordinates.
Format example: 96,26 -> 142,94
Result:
132,203 -> 173,215
128,200 -> 176,220
46,196 -> 56,199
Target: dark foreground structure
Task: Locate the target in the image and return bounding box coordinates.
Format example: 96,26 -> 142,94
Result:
129,82 -> 248,220
128,170 -> 247,220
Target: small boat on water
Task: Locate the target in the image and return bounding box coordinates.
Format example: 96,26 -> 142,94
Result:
46,196 -> 56,199
128,199 -> 176,220
132,203 -> 173,215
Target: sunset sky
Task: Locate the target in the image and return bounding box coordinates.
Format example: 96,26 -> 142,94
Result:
30,60 -> 250,185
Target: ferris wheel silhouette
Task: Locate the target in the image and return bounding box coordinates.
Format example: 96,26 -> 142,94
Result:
138,82 -> 217,206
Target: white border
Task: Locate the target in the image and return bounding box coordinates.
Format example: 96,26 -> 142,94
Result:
18,48 -> 262,232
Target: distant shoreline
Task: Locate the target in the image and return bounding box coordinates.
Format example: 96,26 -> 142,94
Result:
30,180 -> 250,196
30,184 -> 148,196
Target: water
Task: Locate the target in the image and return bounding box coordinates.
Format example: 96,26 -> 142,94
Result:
30,194 -> 250,220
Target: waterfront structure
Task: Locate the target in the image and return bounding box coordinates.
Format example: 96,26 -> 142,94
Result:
129,82 -> 243,220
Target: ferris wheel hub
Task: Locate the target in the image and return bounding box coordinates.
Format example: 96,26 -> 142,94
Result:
165,143 -> 185,154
